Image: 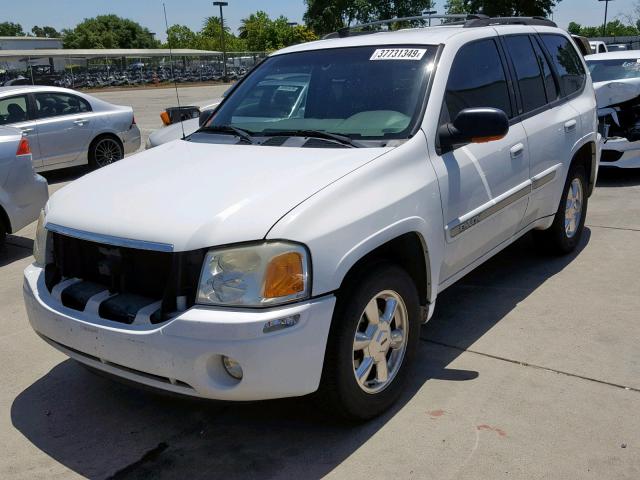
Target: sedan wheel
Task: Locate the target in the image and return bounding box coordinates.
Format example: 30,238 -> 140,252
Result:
91,137 -> 123,169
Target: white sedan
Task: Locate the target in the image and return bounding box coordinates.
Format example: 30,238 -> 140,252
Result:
587,51 -> 640,168
0,86 -> 141,172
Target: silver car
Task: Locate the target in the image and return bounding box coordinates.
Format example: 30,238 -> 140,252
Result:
0,86 -> 141,172
0,126 -> 48,248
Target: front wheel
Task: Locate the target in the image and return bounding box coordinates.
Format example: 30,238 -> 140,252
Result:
89,136 -> 123,170
534,164 -> 588,254
317,264 -> 421,421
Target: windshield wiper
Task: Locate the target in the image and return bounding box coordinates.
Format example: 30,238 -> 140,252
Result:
201,125 -> 256,144
261,129 -> 361,148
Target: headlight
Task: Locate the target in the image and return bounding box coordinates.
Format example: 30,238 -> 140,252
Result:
197,242 -> 310,307
33,209 -> 47,267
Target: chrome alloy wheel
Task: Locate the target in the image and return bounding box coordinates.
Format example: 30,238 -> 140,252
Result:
94,138 -> 123,167
565,178 -> 583,239
352,290 -> 409,394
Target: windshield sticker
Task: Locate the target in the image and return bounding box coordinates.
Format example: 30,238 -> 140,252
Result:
370,48 -> 427,61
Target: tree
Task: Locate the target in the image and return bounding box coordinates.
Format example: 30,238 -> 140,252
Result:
31,26 -> 60,38
239,11 -> 317,51
0,21 -> 25,36
62,15 -> 160,49
304,0 -> 435,35
200,16 -> 247,51
165,25 -> 199,48
569,20 -> 639,38
444,0 -> 561,17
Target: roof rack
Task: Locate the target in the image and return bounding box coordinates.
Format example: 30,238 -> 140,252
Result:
323,14 -> 556,39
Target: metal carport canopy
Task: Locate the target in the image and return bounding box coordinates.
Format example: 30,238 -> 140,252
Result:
0,49 -> 222,59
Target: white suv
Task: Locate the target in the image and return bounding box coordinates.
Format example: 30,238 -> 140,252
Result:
24,16 -> 598,420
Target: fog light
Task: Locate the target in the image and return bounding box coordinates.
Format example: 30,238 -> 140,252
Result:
263,314 -> 300,334
222,356 -> 243,380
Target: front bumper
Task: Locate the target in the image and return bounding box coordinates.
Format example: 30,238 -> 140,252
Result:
601,137 -> 640,168
23,264 -> 336,401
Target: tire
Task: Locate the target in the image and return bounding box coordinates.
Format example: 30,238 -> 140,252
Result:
534,164 -> 588,255
317,263 -> 421,421
89,136 -> 124,170
0,217 -> 6,250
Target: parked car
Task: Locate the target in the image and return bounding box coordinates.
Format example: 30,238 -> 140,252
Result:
590,40 -> 608,54
24,16 -> 598,420
0,86 -> 140,172
0,127 -> 48,248
587,51 -> 640,167
571,35 -> 591,57
607,44 -> 628,52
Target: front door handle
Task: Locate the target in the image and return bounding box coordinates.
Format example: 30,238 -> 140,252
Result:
564,120 -> 577,132
510,143 -> 525,158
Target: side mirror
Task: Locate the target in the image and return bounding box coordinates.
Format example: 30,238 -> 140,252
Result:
438,108 -> 509,153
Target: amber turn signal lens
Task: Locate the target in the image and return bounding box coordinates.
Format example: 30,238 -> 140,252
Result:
160,111 -> 171,126
16,138 -> 31,156
263,252 -> 305,299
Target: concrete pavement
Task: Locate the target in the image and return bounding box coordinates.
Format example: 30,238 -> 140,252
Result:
1,86 -> 639,478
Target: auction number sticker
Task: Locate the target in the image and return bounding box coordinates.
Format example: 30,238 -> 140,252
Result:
370,48 -> 427,61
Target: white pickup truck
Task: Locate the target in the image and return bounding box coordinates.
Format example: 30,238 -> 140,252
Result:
24,16 -> 598,420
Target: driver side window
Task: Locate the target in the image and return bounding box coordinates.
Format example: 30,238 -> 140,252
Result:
442,39 -> 513,124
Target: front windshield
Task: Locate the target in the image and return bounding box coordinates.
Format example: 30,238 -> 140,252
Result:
587,58 -> 640,82
207,45 -> 436,140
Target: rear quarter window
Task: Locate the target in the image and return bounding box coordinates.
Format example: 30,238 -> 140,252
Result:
540,34 -> 586,96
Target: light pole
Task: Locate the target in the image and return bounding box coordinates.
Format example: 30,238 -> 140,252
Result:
599,0 -> 614,37
213,1 -> 229,82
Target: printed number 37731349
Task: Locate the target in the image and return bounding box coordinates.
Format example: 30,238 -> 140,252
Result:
370,48 -> 427,61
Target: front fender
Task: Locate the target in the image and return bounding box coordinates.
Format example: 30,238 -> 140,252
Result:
267,135 -> 445,301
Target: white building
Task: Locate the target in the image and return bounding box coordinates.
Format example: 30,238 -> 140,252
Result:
0,36 -> 64,74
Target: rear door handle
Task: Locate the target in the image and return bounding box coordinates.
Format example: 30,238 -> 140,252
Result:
73,119 -> 89,126
564,120 -> 577,132
510,143 -> 525,158
20,127 -> 34,134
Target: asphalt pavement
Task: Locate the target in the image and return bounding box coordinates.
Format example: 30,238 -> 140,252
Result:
1,85 -> 639,479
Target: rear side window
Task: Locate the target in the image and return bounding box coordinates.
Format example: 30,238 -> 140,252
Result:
443,39 -> 512,121
504,35 -> 547,114
0,95 -> 29,125
35,92 -> 91,119
541,34 -> 586,96
532,38 -> 558,102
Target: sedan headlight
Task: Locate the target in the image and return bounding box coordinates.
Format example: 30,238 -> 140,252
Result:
33,209 -> 47,267
197,242 -> 310,307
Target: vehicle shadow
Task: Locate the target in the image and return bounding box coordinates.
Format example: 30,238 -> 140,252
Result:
596,166 -> 640,187
39,166 -> 88,187
10,230 -> 590,480
0,238 -> 34,267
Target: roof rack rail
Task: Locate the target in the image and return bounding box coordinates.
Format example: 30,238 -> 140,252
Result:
463,16 -> 557,28
322,14 -> 556,39
323,14 -> 476,39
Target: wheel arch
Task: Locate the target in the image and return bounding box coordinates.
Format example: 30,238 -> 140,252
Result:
0,202 -> 11,234
335,230 -> 432,309
571,140 -> 597,197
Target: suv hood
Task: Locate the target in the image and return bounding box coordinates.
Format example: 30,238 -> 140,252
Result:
47,140 -> 391,251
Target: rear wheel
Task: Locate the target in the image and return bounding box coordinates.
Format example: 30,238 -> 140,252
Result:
317,264 -> 421,421
89,136 -> 123,170
534,164 -> 588,254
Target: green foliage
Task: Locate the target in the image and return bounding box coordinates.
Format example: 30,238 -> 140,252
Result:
62,15 -> 160,49
568,20 -> 639,37
0,21 -> 25,36
31,26 -> 60,38
304,0 -> 435,35
239,11 -> 318,51
444,0 -> 561,16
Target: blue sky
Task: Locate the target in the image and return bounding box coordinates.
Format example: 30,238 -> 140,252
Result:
5,0 -> 640,39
